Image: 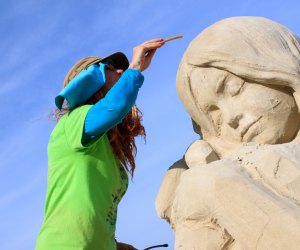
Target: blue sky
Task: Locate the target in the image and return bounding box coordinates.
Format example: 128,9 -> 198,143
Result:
1,0 -> 300,249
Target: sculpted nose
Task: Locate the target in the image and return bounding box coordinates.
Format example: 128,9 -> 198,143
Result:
227,114 -> 243,129
219,101 -> 243,130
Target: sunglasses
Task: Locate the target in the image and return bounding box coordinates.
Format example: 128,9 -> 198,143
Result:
102,59 -> 118,69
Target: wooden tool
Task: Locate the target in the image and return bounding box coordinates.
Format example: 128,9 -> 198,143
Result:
163,35 -> 183,43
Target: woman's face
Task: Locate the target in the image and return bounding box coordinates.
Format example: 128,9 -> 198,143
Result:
190,68 -> 300,144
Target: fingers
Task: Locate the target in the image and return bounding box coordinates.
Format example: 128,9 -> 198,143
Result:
145,40 -> 165,48
140,38 -> 165,52
129,38 -> 165,72
142,38 -> 164,44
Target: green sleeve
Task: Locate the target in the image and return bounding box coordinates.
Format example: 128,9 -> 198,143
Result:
63,105 -> 93,150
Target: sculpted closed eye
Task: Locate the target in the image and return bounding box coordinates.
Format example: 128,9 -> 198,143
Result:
227,80 -> 244,96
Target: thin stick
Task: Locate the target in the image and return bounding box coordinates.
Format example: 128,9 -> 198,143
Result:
163,35 -> 183,43
145,35 -> 183,56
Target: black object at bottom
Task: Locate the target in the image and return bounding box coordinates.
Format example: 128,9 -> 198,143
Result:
144,243 -> 168,250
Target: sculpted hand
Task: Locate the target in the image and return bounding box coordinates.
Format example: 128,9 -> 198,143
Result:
116,242 -> 138,250
129,38 -> 165,72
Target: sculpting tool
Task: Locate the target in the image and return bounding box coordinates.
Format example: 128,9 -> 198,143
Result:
163,35 -> 183,43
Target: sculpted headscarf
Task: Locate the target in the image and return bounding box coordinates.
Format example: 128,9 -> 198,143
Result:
177,16 -> 300,137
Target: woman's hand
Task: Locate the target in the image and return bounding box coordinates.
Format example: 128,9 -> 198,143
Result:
116,242 -> 138,250
129,38 -> 165,72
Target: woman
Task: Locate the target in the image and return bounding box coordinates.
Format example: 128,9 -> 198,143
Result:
36,38 -> 165,250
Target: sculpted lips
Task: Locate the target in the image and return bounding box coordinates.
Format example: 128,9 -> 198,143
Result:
241,116 -> 263,141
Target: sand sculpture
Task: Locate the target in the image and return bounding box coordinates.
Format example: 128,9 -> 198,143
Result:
156,17 -> 300,249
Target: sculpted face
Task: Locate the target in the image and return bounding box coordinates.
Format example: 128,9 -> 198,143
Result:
190,67 -> 300,144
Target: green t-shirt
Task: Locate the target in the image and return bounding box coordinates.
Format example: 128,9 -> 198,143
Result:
36,105 -> 128,250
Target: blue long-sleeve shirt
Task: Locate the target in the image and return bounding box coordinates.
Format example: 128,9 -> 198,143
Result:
82,69 -> 144,144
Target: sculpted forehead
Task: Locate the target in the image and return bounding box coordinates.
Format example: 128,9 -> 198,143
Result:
189,68 -> 245,105
189,67 -> 223,94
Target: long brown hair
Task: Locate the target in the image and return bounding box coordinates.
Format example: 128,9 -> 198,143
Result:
52,89 -> 146,177
86,90 -> 146,177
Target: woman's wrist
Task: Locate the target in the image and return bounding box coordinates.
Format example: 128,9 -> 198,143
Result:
128,63 -> 141,72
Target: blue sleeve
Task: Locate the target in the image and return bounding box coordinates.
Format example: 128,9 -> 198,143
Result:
83,69 -> 144,144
